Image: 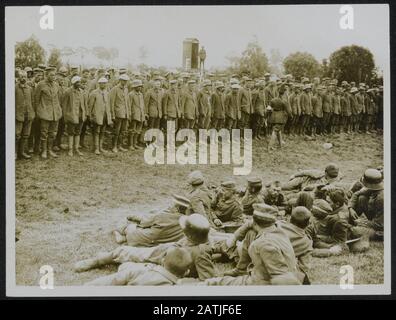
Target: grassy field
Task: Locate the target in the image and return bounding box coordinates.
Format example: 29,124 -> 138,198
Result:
15,131 -> 384,286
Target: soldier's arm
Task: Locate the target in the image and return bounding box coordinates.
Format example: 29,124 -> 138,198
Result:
138,214 -> 157,228
230,203 -> 244,222
30,87 -> 36,116
190,196 -> 207,216
233,220 -> 254,241
195,247 -> 217,280
61,89 -> 69,111
109,87 -> 116,119
180,94 -> 186,118
298,252 -> 312,276
33,83 -> 42,110
144,91 -> 150,116
349,188 -> 366,210
176,94 -> 181,118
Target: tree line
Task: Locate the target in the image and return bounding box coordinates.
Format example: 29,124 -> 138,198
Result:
15,35 -> 381,85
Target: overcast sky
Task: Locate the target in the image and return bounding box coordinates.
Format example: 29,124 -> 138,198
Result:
5,5 -> 389,71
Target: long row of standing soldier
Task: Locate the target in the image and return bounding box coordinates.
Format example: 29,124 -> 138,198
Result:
15,65 -> 384,160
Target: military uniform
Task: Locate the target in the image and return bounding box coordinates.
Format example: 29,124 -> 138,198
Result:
129,85 -> 146,149
117,208 -> 185,247
144,87 -> 163,129
78,236 -> 216,280
180,88 -> 198,129
281,168 -> 339,192
88,84 -> 113,153
162,85 -> 181,130
238,86 -> 253,129
34,78 -> 63,156
251,87 -> 267,139
197,87 -> 212,129
299,90 -> 312,135
85,262 -> 180,286
340,92 -> 352,133
322,91 -> 332,134
277,220 -> 313,283
289,89 -> 301,136
206,224 -> 301,285
15,82 -> 35,157
224,90 -> 240,130
62,86 -> 87,137
211,188 -> 243,223
110,82 -> 130,151
311,92 -> 323,135
211,88 -> 226,130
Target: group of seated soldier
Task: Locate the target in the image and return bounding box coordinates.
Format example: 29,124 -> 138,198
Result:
73,164 -> 384,286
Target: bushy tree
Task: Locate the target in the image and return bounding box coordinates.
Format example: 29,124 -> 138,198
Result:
328,45 -> 375,83
227,40 -> 269,78
283,52 -> 320,80
268,48 -> 283,76
47,48 -> 62,69
15,35 -> 45,68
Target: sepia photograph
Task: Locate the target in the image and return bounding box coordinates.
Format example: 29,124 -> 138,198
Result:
5,4 -> 391,296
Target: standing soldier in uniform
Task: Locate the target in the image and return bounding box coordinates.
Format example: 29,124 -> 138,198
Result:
15,70 -> 35,159
331,87 -> 341,134
162,79 -> 181,133
356,86 -> 366,133
311,85 -> 324,136
180,80 -> 198,131
340,86 -> 352,134
375,86 -> 383,132
298,84 -> 312,136
88,77 -> 112,154
34,67 -> 62,159
128,79 -> 146,151
289,84 -> 301,137
211,81 -> 226,131
197,80 -> 212,130
54,66 -> 69,152
62,76 -> 87,156
28,68 -> 44,154
365,88 -> 377,133
321,85 -> 332,135
238,78 -> 253,137
110,74 -> 130,152
349,87 -> 359,133
268,85 -> 289,149
199,46 -> 207,75
251,81 -> 266,140
144,80 -> 163,132
224,84 -> 241,133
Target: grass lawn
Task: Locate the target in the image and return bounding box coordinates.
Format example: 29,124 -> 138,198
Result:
14,131 -> 384,286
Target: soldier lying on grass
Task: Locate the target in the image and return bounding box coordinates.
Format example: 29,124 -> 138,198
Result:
112,194 -> 190,246
84,247 -> 192,286
75,214 -> 218,281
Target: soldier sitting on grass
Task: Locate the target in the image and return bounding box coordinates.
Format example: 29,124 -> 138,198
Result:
211,180 -> 244,226
225,205 -> 313,283
306,199 -> 350,253
240,178 -> 264,216
200,204 -> 303,285
348,168 -> 384,241
262,180 -> 288,211
112,194 -> 190,247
